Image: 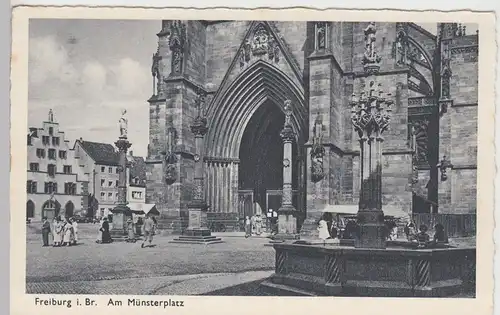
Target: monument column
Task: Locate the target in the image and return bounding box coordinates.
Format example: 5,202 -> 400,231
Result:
273,100 -> 299,241
170,91 -> 223,245
111,110 -> 133,240
349,22 -> 394,249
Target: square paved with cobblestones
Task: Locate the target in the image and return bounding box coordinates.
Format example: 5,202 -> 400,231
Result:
26,224 -> 275,294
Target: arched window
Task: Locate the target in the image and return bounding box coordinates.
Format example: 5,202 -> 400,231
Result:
26,200 -> 35,218
65,201 -> 75,218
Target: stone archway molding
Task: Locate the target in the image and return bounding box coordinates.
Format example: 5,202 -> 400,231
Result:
205,60 -> 307,159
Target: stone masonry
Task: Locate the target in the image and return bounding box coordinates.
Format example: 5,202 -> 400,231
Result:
145,21 -> 478,233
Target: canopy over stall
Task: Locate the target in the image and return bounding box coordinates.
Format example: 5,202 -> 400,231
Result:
128,203 -> 159,216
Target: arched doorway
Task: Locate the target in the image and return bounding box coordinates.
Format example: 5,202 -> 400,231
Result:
204,60 -> 307,222
238,100 -> 299,217
26,200 -> 35,219
65,201 -> 75,218
42,200 -> 61,220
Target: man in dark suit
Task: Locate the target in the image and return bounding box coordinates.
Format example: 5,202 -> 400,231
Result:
41,217 -> 51,247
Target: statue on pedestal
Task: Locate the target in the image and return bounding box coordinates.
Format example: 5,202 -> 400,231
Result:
119,109 -> 128,138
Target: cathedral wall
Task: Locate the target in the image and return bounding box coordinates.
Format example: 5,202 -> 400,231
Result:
328,150 -> 343,204
407,24 -> 437,57
450,46 -> 478,104
382,153 -> 413,214
341,23 -> 354,72
184,21 -> 207,85
351,22 -> 398,74
450,106 -> 477,166
329,65 -> 344,148
451,169 -> 476,214
438,32 -> 478,214
205,21 -> 250,88
273,21 -> 308,71
329,22 -> 343,69
148,102 -> 167,159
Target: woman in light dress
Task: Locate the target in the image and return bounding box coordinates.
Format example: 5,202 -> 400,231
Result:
72,218 -> 79,245
96,217 -> 104,244
62,218 -> 74,246
317,218 -> 330,241
52,217 -> 63,247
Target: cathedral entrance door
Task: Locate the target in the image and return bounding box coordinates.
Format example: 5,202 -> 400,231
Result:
237,189 -> 254,219
238,100 -> 300,220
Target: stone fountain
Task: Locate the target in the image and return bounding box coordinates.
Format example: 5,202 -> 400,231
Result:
261,22 -> 476,297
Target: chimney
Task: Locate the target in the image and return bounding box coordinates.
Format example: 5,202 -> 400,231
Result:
79,137 -> 83,142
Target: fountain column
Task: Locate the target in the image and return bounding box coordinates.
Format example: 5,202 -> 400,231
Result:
350,81 -> 393,249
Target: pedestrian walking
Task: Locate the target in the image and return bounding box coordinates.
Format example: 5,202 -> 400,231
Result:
72,218 -> 79,245
41,217 -> 51,247
244,216 -> 251,238
255,214 -> 263,235
101,217 -> 112,244
141,215 -> 155,248
96,217 -> 103,243
126,217 -> 136,242
62,218 -> 74,246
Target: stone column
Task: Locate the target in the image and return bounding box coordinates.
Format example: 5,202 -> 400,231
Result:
350,81 -> 393,249
185,92 -> 210,236
274,100 -> 299,240
111,111 -> 132,239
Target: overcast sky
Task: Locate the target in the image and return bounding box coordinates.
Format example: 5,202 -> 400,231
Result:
28,20 -> 476,157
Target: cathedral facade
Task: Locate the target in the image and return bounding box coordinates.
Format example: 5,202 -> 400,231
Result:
145,20 -> 478,232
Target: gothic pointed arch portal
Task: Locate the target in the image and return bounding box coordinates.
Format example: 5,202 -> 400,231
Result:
204,60 -> 307,216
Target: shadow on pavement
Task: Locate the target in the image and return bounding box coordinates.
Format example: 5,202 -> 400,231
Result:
201,279 -> 273,296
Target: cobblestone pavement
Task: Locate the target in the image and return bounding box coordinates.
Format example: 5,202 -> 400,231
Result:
26,271 -> 274,295
26,224 -> 275,295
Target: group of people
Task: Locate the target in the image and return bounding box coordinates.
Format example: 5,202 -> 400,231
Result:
95,215 -> 157,248
41,216 -> 78,247
244,214 -> 264,238
404,222 -> 448,247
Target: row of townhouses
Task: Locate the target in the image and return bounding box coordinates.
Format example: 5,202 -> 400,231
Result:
26,110 -> 152,221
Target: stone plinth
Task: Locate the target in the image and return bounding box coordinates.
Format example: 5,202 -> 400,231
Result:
169,201 -> 224,245
261,243 -> 476,297
110,205 -> 131,241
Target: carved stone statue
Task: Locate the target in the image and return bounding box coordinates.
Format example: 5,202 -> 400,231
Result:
316,22 -> 326,50
251,24 -> 269,55
48,109 -> 54,122
119,109 -> 128,138
310,115 -> 326,182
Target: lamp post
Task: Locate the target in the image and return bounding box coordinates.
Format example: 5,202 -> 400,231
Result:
350,81 -> 393,249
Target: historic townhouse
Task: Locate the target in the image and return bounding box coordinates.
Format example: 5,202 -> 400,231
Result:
26,110 -> 89,221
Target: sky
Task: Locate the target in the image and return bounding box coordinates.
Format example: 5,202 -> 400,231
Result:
29,19 -> 160,157
28,20 -> 477,158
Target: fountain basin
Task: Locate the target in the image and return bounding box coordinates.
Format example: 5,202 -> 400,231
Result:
261,242 -> 475,297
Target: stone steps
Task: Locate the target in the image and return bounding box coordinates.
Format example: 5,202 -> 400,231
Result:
169,235 -> 224,245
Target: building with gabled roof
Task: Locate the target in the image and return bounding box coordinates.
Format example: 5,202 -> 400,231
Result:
27,109 -> 89,221
74,139 -> 121,218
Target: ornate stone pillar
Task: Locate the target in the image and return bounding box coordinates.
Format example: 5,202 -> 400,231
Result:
274,100 -> 299,240
111,110 -> 132,240
186,91 -> 209,232
170,91 -> 223,245
350,81 -> 393,249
